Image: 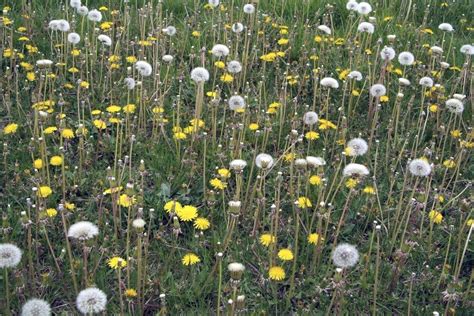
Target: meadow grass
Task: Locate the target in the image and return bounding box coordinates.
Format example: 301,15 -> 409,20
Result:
0,0 -> 473,314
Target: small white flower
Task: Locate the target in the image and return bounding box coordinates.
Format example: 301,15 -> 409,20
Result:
211,44 -> 230,58
68,221 -> 99,241
243,4 -> 255,14
317,25 -> 331,35
347,138 -> 368,156
357,22 -> 374,34
370,83 -> 386,97
87,9 -> 102,22
255,153 -> 274,169
76,288 -> 107,314
332,243 -> 359,268
303,111 -> 319,125
438,23 -> 454,32
408,159 -> 431,177
398,51 -> 415,66
343,163 -> 369,177
228,95 -> 246,111
190,67 -> 210,82
0,243 -> 22,268
320,77 -> 339,89
21,298 -> 51,316
67,32 -> 81,45
135,61 -> 153,76
97,34 -> 112,46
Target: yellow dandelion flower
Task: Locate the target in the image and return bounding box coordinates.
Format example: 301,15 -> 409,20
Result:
429,210 -> 443,224
450,130 -> 461,138
345,178 -> 359,189
26,72 -> 36,81
33,159 -> 43,169
210,178 -> 226,190
259,234 -> 276,247
182,253 -> 200,266
93,119 -> 107,130
268,266 -> 285,281
309,175 -> 322,186
38,186 -> 52,198
249,123 -> 259,131
123,104 -> 136,114
4,123 -> 18,134
61,128 -> 75,139
44,126 -> 57,134
174,132 -> 187,140
164,201 -> 183,214
108,257 -> 127,269
443,159 -> 456,169
106,105 -> 121,113
125,288 -> 137,298
307,233 -> 321,245
177,205 -> 198,222
49,155 -> 63,166
297,197 -> 312,208
305,131 -> 320,140
118,194 -> 136,207
363,186 -> 376,194
193,217 -> 210,230
277,248 -> 294,261
220,73 -> 233,83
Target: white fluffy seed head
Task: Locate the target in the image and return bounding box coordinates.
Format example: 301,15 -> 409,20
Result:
67,221 -> 99,241
370,84 -> 386,97
460,44 -> 474,55
357,2 -> 372,15
97,34 -> 112,46
70,0 -> 81,9
229,159 -> 247,171
343,163 -> 369,177
76,288 -> 107,314
67,32 -> 81,45
163,26 -> 177,36
346,0 -> 359,11
445,98 -> 464,114
124,78 -> 136,90
228,262 -> 245,272
408,159 -> 432,177
228,95 -> 246,111
208,0 -> 220,7
303,111 -> 319,125
227,60 -> 242,73
57,20 -> 70,32
77,6 -> 88,16
332,243 -> 360,268
21,298 -> 51,316
320,77 -> 339,89
357,22 -> 374,34
243,4 -> 255,14
132,218 -> 146,229
347,138 -> 368,156
191,67 -> 210,82
87,9 -> 102,22
398,51 -> 415,66
317,25 -> 331,35
0,243 -> 22,268
211,44 -> 230,57
419,77 -> 434,88
255,153 -> 274,169
380,46 -> 396,60
162,55 -> 174,63
135,61 -> 153,76
438,23 -> 454,32
232,22 -> 244,33
348,71 -> 363,81
306,156 -> 326,167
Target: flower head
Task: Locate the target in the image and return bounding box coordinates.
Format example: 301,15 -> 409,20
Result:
0,243 -> 22,268
21,298 -> 51,316
277,248 -> 294,261
68,221 -> 99,240
76,288 -> 107,314
343,163 -> 369,177
268,266 -> 285,280
332,243 -> 359,268
191,67 -> 210,82
182,253 -> 200,266
408,159 -> 431,177
108,257 -> 127,270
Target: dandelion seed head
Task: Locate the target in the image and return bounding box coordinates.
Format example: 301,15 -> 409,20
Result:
357,2 -> 372,15
191,67 -> 210,82
97,34 -> 112,46
320,77 -> 339,89
70,0 -> 81,9
88,9 -> 103,22
332,243 -> 359,268
135,61 -> 153,76
370,84 -> 386,97
243,4 -> 255,14
303,111 -> 319,125
76,288 -> 107,314
445,98 -> 464,114
21,298 -> 51,316
227,60 -> 242,73
357,22 -> 374,34
255,153 -> 274,169
211,44 -> 230,57
408,159 -> 432,177
228,95 -> 246,111
67,32 -> 81,45
348,71 -> 363,81
398,51 -> 415,65
317,25 -> 331,35
67,221 -> 99,241
347,138 -> 368,156
438,23 -> 454,32
343,163 -> 370,177
460,44 -> 474,55
0,243 -> 22,268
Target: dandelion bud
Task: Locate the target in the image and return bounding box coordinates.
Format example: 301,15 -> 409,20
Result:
228,201 -> 241,215
236,295 -> 246,310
